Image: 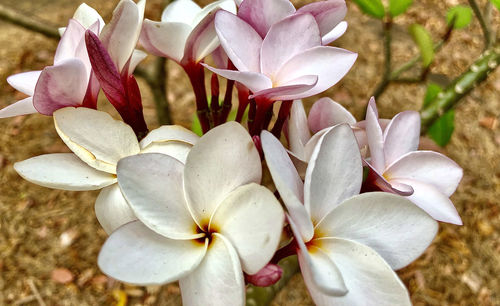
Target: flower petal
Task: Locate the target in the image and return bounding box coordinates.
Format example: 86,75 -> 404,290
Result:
72,3 -> 105,30
210,183 -> 284,274
128,49 -> 147,73
184,122 -> 262,225
117,153 -> 202,239
98,221 -> 207,285
0,97 -> 37,118
305,124 -> 362,224
214,10 -> 262,72
316,192 -> 438,270
275,46 -> 357,98
140,20 -> 191,62
297,0 -> 346,39
391,178 -> 463,225
179,233 -> 245,306
287,100 -> 311,158
95,184 -> 136,234
192,0 -> 237,27
203,65 -> 272,93
261,131 -> 314,241
7,70 -> 41,96
32,59 -> 88,115
260,14 -> 321,77
386,151 -> 462,196
140,125 -> 199,148
322,21 -> 348,45
383,111 -> 420,166
54,107 -> 140,174
365,97 -> 385,172
249,76 -> 318,101
183,9 -> 219,63
54,19 -> 86,65
364,161 -> 414,196
306,238 -> 411,306
14,153 -> 116,191
308,97 -> 356,134
161,0 -> 201,25
238,0 -> 296,37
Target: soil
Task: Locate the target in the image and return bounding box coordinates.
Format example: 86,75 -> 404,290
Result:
0,0 -> 498,305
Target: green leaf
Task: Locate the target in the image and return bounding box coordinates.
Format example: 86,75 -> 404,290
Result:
492,0 -> 500,11
446,6 -> 473,29
409,24 -> 434,67
191,113 -> 203,136
428,110 -> 455,147
352,0 -> 385,18
389,0 -> 413,17
423,83 -> 442,108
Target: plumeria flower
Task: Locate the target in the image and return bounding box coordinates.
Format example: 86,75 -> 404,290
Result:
238,0 -> 348,44
0,3 -> 103,118
98,122 -> 284,305
140,0 -> 236,66
14,107 -> 198,233
205,11 -> 357,103
363,99 -> 463,225
261,124 -> 438,305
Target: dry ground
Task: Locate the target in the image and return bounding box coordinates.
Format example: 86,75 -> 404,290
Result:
0,0 -> 498,305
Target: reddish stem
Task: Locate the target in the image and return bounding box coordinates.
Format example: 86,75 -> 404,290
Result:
271,241 -> 298,264
210,73 -> 220,126
184,62 -> 211,133
219,61 -> 236,124
271,100 -> 293,138
250,96 -> 273,136
235,83 -> 250,123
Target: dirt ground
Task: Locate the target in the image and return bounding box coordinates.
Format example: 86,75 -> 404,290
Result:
0,0 -> 498,305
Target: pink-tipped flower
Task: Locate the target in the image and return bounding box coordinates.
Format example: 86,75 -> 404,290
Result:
205,11 -> 357,103
0,4 -> 103,118
246,263 -> 283,287
363,98 -> 463,225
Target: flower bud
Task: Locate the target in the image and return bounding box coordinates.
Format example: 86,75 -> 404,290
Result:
246,263 -> 282,287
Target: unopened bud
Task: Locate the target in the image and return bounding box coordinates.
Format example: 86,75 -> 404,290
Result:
246,264 -> 282,287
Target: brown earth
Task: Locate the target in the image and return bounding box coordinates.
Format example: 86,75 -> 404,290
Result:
0,0 -> 498,305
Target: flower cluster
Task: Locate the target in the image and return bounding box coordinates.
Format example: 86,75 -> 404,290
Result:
2,0 -> 463,305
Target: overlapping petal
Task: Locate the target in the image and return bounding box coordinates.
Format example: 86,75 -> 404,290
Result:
0,97 -> 37,118
287,100 -> 311,157
140,20 -> 191,62
95,184 -> 136,234
365,97 -> 385,172
6,71 -> 41,96
297,0 -> 346,39
308,97 -> 356,134
383,111 -> 420,166
238,0 -> 296,37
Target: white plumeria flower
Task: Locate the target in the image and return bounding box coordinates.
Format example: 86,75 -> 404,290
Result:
14,107 -> 198,233
363,98 -> 463,225
98,122 -> 284,306
140,0 -> 236,65
261,124 -> 438,305
0,3 -> 104,118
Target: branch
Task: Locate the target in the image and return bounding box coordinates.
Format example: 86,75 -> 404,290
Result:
0,4 -> 60,39
372,19 -> 392,99
420,45 -> 499,132
468,0 -> 493,49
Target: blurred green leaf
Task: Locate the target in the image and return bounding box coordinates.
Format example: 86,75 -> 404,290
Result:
191,114 -> 203,136
389,0 -> 413,17
409,24 -> 434,67
423,83 -> 442,108
446,6 -> 473,29
352,0 -> 385,18
490,0 -> 500,12
428,110 -> 455,146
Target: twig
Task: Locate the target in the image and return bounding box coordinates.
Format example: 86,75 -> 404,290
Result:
0,4 -> 59,39
421,45 -> 499,132
468,0 -> 493,49
372,19 -> 392,99
27,279 -> 46,306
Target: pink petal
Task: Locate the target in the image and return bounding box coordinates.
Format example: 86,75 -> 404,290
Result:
0,97 -> 36,118
385,151 -> 463,197
249,76 -> 318,101
33,59 -> 88,115
260,14 -> 321,77
238,0 -> 296,37
211,46 -> 229,68
203,64 -> 272,93
54,19 -> 86,65
161,0 -> 201,24
308,97 -> 356,134
287,100 -> 311,157
364,161 -> 414,196
183,9 -> 219,64
297,0 -> 346,38
322,21 -> 347,44
140,19 -> 192,62
365,97 -> 385,173
275,46 -> 357,99
7,70 -> 41,96
383,111 -> 421,166
214,10 -> 262,72
392,178 -> 462,225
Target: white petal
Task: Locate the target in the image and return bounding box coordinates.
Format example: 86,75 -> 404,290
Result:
54,19 -> 86,65
7,71 -> 41,96
140,142 -> 193,164
95,184 -> 136,234
203,65 -> 272,93
117,153 -> 202,239
128,49 -> 147,73
72,3 -> 105,30
141,125 -> 199,148
210,184 -> 284,274
261,131 -> 314,241
98,221 -> 207,285
392,178 -> 463,225
307,97 -> 356,134
305,238 -> 411,306
317,192 -> 438,270
179,233 -> 245,306
383,111 -> 421,166
54,107 -> 140,174
161,0 -> 201,25
287,100 -> 310,159
386,151 -> 463,197
305,124 -> 362,224
14,153 -> 116,191
365,97 -> 385,173
184,122 -> 261,226
0,97 -> 37,118
322,21 -> 348,45
140,19 -> 191,62
237,0 -> 296,37
192,0 -> 237,26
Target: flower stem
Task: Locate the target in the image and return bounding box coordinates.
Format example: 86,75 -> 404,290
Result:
184,62 -> 211,134
271,100 -> 293,138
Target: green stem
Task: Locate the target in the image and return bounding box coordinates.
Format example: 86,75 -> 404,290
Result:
468,0 -> 493,49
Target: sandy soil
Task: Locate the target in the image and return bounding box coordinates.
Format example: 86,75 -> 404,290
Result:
0,0 -> 498,305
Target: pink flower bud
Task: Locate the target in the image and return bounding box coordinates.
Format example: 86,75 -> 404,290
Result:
246,264 -> 282,287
